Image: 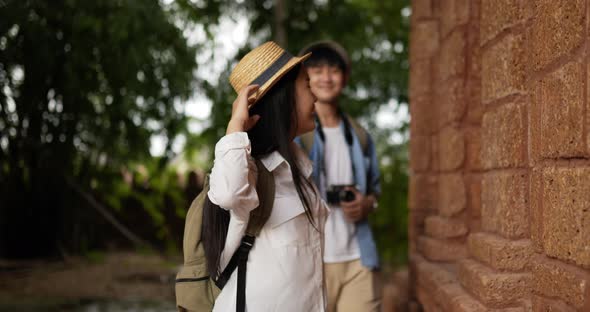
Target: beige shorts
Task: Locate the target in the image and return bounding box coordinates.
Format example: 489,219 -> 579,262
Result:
325,259 -> 382,312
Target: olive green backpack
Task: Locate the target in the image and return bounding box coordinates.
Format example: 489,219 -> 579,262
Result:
175,159 -> 275,312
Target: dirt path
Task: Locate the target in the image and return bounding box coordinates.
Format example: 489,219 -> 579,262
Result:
0,252 -> 409,311
0,252 -> 179,311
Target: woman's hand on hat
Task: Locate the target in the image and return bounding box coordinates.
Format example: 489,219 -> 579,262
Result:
226,85 -> 261,135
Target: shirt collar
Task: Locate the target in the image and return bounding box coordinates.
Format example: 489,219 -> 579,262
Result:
259,143 -> 313,178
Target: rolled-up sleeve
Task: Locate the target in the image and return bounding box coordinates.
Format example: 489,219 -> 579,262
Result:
208,132 -> 259,221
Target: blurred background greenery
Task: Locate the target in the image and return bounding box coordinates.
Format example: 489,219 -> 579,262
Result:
0,0 -> 409,270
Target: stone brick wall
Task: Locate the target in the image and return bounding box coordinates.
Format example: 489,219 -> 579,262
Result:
408,0 -> 590,311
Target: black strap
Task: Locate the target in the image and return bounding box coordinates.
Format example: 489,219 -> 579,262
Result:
314,111 -> 354,146
236,236 -> 254,312
315,111 -> 355,181
213,235 -> 255,312
215,250 -> 238,289
340,112 -> 355,147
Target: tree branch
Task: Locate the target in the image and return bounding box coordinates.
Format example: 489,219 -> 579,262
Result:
65,176 -> 155,250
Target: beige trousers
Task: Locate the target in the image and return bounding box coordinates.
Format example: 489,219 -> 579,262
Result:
325,259 -> 382,312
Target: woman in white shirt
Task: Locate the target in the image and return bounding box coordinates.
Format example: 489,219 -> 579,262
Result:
203,42 -> 329,311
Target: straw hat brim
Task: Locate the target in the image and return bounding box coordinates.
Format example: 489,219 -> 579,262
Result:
247,52 -> 312,108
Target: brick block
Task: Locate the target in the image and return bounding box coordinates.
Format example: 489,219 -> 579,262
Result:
410,95 -> 433,135
517,300 -> 532,312
418,236 -> 468,262
451,294 -> 488,312
436,78 -> 466,127
466,89 -> 484,125
434,283 -> 471,311
411,21 -> 439,61
408,175 -> 422,211
490,307 -> 526,312
459,259 -> 531,307
412,0 -> 433,20
425,215 -> 468,238
481,101 -> 526,169
410,135 -> 430,172
480,0 -> 527,45
440,0 -> 470,38
465,128 -> 481,170
431,134 -> 440,171
588,61 -> 590,152
466,11 -> 483,125
539,167 -> 590,266
531,255 -> 590,309
409,174 -> 437,212
437,28 -> 466,82
465,82 -> 484,125
409,212 -> 427,254
410,58 -> 432,99
408,210 -> 429,234
481,33 -> 526,103
531,60 -> 586,161
408,302 -> 420,312
531,0 -> 584,70
417,286 -> 443,312
532,295 -> 576,312
439,126 -> 465,171
481,171 -> 529,238
467,176 -> 482,232
415,256 -> 458,291
468,233 -> 533,271
530,168 -> 544,253
439,173 -> 466,217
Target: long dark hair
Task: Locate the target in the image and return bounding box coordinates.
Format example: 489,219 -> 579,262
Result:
202,64 -> 316,279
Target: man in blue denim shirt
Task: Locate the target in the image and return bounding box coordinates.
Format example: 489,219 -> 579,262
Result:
296,41 -> 381,312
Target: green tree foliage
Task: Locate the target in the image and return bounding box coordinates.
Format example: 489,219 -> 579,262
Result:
205,0 -> 409,136
370,127 -> 409,267
0,0 -> 410,266
0,0 -> 221,257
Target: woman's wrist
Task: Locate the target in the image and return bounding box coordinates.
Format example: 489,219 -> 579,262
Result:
226,119 -> 245,134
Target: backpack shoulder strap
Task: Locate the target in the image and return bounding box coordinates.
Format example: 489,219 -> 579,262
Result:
245,159 -> 275,236
345,114 -> 369,155
299,131 -> 315,156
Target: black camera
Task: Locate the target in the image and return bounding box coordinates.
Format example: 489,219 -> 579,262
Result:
326,185 -> 356,204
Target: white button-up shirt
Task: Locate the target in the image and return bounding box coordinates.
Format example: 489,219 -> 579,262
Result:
208,132 -> 328,312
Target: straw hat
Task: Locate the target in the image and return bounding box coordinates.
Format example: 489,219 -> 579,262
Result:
229,41 -> 311,106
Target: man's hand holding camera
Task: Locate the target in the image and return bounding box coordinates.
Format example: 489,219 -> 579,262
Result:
340,187 -> 376,223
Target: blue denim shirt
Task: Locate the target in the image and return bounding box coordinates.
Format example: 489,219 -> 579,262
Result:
295,119 -> 381,270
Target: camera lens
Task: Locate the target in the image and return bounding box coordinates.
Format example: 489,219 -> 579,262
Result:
340,190 -> 355,202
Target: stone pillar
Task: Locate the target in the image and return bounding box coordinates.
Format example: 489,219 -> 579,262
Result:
408,0 -> 590,311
